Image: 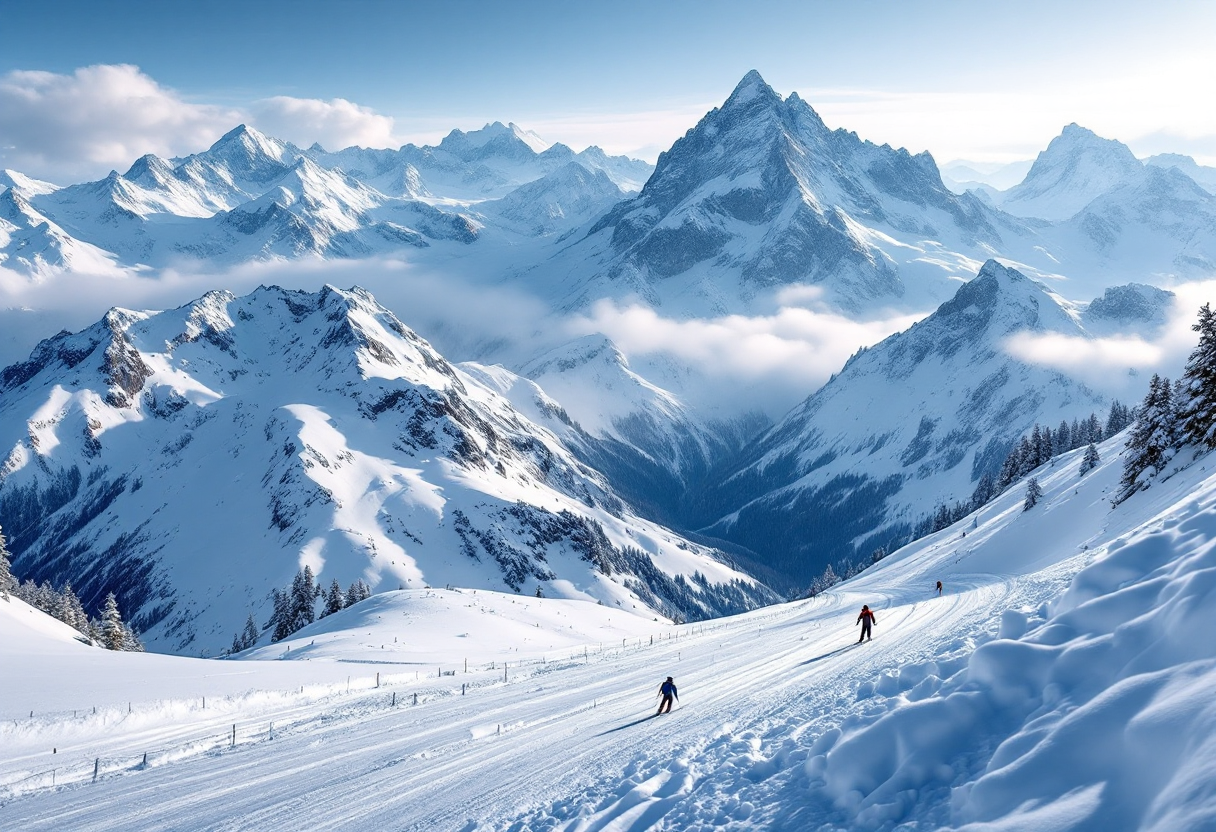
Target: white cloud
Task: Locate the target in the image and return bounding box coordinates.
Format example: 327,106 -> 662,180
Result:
250,96 -> 399,151
0,66 -> 407,182
568,299 -> 919,404
0,65 -> 239,182
1002,280 -> 1216,398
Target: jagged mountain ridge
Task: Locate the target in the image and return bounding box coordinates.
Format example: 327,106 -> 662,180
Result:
0,285 -> 773,655
680,260 -> 1152,583
0,122 -> 651,273
539,70 -> 1022,316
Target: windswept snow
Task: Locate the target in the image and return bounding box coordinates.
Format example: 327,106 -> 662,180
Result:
5,430 -> 1216,830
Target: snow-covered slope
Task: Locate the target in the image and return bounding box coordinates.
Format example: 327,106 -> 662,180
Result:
502,336 -> 764,532
1000,124 -> 1146,220
0,285 -> 773,655
687,261 -> 1119,583
479,162 -> 625,235
0,187 -> 122,277
0,169 -> 60,197
6,421 -> 1216,831
1041,163 -> 1216,279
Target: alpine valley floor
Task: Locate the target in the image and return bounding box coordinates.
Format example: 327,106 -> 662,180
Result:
3,430 -> 1216,831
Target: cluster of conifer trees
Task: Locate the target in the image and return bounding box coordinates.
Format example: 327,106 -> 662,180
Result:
911,400 -> 1132,539
228,566 -> 373,652
1115,303 -> 1216,504
806,303 -> 1216,598
0,524 -> 143,651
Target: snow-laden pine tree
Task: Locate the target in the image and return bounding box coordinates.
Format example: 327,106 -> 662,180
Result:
241,614 -> 258,649
1079,443 -> 1100,476
344,580 -> 371,607
322,579 -> 345,617
1115,375 -> 1177,505
100,592 -> 127,651
270,587 -> 293,642
1180,303 -> 1216,450
1057,420 -> 1072,453
231,613 -> 259,653
1106,400 -> 1133,436
0,524 -> 13,600
290,566 -> 320,633
1023,477 -> 1042,511
970,472 -> 995,507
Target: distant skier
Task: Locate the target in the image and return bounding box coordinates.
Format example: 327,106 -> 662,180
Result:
936,580 -> 943,596
657,677 -> 678,714
856,605 -> 876,642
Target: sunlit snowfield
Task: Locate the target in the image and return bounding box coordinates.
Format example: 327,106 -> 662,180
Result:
5,430 -> 1216,831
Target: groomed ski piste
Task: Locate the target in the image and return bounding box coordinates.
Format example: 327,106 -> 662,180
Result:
3,429 -> 1216,831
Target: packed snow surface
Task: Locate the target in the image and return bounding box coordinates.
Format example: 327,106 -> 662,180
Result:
5,431 -> 1216,830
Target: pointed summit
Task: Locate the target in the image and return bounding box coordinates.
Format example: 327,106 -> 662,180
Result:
723,70 -> 780,108
1000,124 -> 1143,220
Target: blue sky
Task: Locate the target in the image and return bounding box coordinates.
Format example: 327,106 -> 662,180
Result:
2,0 -> 1214,179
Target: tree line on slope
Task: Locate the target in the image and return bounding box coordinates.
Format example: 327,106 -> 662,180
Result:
226,565 -> 373,653
914,401 -> 1132,538
804,302 -> 1216,598
1113,303 -> 1216,504
0,524 -> 144,651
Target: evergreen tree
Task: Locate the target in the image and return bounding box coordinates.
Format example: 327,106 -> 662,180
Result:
1023,477 -> 1043,511
344,580 -> 371,607
996,447 -> 1021,491
270,587 -> 293,642
231,613 -> 260,653
1017,435 -> 1035,476
1079,443 -> 1100,476
1106,400 -> 1132,436
123,626 -> 145,653
820,563 -> 839,590
869,546 -> 887,564
100,592 -> 127,651
0,524 -> 14,600
1057,420 -> 1072,454
1180,303 -> 1216,449
535,585 -> 544,598
1115,376 -> 1176,505
1030,424 -> 1045,468
289,566 -> 320,633
241,613 -> 259,648
60,583 -> 87,632
970,472 -> 995,508
321,579 -> 345,617
1088,413 -> 1105,444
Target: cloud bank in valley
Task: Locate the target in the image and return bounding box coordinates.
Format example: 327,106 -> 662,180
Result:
1003,279 -> 1216,400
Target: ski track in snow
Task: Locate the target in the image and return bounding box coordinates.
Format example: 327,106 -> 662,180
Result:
0,566 -> 1076,831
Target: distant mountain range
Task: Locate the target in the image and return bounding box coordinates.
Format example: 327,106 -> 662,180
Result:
2,70 -> 1213,646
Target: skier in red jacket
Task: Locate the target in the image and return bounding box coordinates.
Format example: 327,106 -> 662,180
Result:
857,605 -> 876,642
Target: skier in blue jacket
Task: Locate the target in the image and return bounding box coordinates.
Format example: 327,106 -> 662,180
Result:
657,677 -> 678,714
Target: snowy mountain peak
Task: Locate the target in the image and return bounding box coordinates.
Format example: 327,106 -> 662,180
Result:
209,123 -> 292,163
0,169 -> 59,196
438,121 -> 551,161
722,69 -> 782,109
0,283 -> 771,653
1000,124 -> 1144,220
